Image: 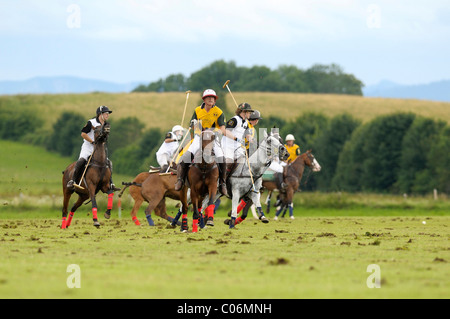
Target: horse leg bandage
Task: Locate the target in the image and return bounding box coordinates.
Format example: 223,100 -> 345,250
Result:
61,217 -> 67,229
107,193 -> 114,210
198,212 -> 205,228
182,214 -> 188,231
146,214 -> 155,226
257,207 -> 265,217
172,209 -> 182,227
237,200 -> 246,214
92,207 -> 98,221
205,205 -> 215,218
229,217 -> 236,228
235,216 -> 244,225
192,219 -> 198,233
66,212 -> 75,227
132,216 -> 140,226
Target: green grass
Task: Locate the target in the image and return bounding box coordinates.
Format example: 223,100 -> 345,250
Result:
1,140 -> 449,299
0,214 -> 448,299
0,139 -> 133,198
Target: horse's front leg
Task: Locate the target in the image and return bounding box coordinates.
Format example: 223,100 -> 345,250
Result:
180,186 -> 190,232
229,188 -> 241,229
66,193 -> 89,228
88,184 -> 100,228
204,184 -> 217,228
104,191 -> 114,220
265,190 -> 273,215
250,191 -> 268,223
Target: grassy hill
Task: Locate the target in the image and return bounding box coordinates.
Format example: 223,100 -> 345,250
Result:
2,92 -> 450,131
0,139 -> 133,198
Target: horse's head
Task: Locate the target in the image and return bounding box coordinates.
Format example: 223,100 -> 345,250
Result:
199,128 -> 216,164
201,129 -> 216,147
94,122 -> 110,144
303,150 -> 321,172
263,130 -> 289,161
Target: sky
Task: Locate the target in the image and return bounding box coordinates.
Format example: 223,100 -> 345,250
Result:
0,0 -> 449,87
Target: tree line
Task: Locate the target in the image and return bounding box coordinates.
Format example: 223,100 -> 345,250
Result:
133,60 -> 364,96
2,103 -> 449,195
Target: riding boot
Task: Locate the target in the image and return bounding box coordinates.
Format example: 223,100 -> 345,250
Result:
277,173 -> 287,193
109,177 -> 121,192
67,157 -> 87,189
218,158 -> 228,196
174,151 -> 192,191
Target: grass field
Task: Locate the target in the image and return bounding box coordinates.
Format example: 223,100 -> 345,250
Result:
1,140 -> 449,299
0,213 -> 448,299
3,92 -> 450,131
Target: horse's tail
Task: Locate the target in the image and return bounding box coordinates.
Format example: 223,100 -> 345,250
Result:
118,182 -> 142,198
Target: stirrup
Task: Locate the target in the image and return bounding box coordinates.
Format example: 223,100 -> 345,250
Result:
67,180 -> 75,189
111,183 -> 121,192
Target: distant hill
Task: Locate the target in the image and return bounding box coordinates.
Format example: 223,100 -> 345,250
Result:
363,79 -> 450,102
1,75 -> 449,102
0,76 -> 140,95
1,92 -> 449,134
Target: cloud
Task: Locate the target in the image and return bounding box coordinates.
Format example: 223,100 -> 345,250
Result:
1,0 -> 448,45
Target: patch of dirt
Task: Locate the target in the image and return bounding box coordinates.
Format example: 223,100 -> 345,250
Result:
269,258 -> 289,266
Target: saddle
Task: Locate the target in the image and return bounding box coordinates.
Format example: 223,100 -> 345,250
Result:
262,170 -> 285,192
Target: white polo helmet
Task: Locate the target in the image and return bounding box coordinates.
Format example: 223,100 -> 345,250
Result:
202,89 -> 218,100
172,125 -> 184,133
285,134 -> 295,141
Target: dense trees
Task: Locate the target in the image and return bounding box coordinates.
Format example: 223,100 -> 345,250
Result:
133,60 -> 364,96
332,113 -> 449,194
46,112 -> 85,157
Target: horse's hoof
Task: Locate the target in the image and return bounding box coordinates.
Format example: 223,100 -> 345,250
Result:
260,217 -> 269,224
224,219 -> 230,225
227,210 -> 232,217
93,222 -> 100,228
206,218 -> 214,227
104,211 -> 111,219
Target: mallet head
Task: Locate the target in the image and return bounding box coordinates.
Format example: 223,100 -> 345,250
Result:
223,80 -> 230,88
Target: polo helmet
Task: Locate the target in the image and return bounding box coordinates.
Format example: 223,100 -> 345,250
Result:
202,89 -> 218,100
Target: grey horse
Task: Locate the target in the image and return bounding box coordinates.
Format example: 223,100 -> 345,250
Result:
203,131 -> 289,229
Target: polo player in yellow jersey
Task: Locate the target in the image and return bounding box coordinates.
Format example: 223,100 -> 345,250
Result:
284,134 -> 301,164
174,89 -> 236,196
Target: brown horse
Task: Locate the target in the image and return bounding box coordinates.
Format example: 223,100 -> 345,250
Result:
262,150 -> 321,218
61,122 -> 114,228
183,129 -> 219,232
119,171 -> 183,226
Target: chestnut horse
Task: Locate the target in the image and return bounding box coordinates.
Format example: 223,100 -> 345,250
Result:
182,129 -> 219,232
262,150 -> 321,218
61,122 -> 115,228
119,172 -> 182,226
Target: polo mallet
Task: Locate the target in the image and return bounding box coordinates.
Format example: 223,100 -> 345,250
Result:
222,80 -> 257,193
181,90 -> 191,127
165,127 -> 191,173
165,90 -> 192,173
223,80 -> 239,108
73,149 -> 95,191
